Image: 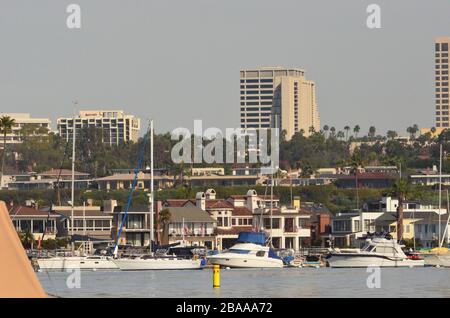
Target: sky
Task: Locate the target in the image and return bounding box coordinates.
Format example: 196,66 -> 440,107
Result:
1,0 -> 450,136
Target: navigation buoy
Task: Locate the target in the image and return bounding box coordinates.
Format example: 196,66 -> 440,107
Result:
213,265 -> 220,288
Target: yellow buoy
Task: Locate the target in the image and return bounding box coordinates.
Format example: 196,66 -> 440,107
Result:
213,264 -> 220,288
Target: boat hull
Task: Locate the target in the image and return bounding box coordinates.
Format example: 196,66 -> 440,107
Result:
326,254 -> 424,268
37,257 -> 118,271
207,254 -> 284,268
421,254 -> 450,267
113,258 -> 203,270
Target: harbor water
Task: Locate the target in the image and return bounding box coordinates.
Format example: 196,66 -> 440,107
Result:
38,267 -> 450,298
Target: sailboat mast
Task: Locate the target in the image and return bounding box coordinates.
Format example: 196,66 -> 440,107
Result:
70,116 -> 76,236
439,143 -> 442,247
150,119 -> 154,249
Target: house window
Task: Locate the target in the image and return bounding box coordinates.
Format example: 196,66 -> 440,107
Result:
264,218 -> 280,229
354,220 -> 361,232
298,219 -> 307,229
333,220 -> 351,232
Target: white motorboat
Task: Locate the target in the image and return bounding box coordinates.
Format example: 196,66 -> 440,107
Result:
326,236 -> 425,268
37,255 -> 118,271
113,255 -> 204,270
207,232 -> 284,268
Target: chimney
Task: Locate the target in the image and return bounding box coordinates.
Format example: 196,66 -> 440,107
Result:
196,192 -> 206,210
246,189 -> 258,212
205,189 -> 216,200
103,199 -> 118,213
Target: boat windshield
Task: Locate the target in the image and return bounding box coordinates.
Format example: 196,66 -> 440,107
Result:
362,245 -> 376,252
228,249 -> 250,254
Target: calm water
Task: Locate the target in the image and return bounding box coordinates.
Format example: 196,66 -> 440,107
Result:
37,267 -> 450,298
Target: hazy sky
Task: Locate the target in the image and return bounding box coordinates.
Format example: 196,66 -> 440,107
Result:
1,0 -> 450,136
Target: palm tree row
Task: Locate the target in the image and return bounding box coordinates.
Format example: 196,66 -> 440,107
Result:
320,124 -> 424,142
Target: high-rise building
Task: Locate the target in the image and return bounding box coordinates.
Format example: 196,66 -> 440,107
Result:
0,113 -> 51,147
435,37 -> 450,128
57,110 -> 140,145
240,67 -> 320,140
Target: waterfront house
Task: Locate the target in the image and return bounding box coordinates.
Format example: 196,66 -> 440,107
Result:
110,203 -> 152,247
331,210 -> 384,247
162,188 -> 316,251
335,172 -> 396,189
414,216 -> 450,248
53,204 -> 113,243
9,204 -> 59,241
375,211 -> 449,246
163,206 -> 216,248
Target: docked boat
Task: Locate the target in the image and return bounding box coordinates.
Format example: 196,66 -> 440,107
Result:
326,235 -> 425,268
420,247 -> 450,267
207,232 -> 284,268
36,255 -> 118,271
113,255 -> 205,271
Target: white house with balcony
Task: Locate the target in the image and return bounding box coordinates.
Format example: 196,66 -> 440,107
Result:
331,210 -> 384,247
253,205 -> 311,250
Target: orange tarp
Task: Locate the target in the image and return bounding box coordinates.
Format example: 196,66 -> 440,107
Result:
0,201 -> 47,298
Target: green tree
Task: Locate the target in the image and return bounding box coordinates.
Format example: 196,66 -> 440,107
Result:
323,125 -> 329,138
353,125 -> 360,139
386,130 -> 398,140
18,231 -> 35,249
368,126 -> 376,140
158,208 -> 172,245
0,116 -> 16,185
344,126 -> 350,141
329,127 -> 336,138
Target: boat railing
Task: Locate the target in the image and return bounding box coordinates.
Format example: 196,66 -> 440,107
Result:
295,247 -> 329,257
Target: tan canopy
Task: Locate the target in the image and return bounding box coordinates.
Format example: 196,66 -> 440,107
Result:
0,201 -> 46,298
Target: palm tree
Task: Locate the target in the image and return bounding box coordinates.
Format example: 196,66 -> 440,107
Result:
330,126 -> 336,138
157,208 -> 172,245
0,116 -> 16,186
344,126 -> 350,141
368,126 -> 376,140
390,179 -> 411,243
353,125 -> 360,139
349,151 -> 363,209
323,125 -> 329,138
337,131 -> 345,140
431,126 -> 437,135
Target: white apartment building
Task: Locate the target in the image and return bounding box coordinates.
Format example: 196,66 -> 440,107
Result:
0,113 -> 51,146
57,110 -> 140,145
239,67 -> 320,140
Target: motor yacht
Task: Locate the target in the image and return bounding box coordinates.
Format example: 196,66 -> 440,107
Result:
326,235 -> 425,268
207,232 -> 284,268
